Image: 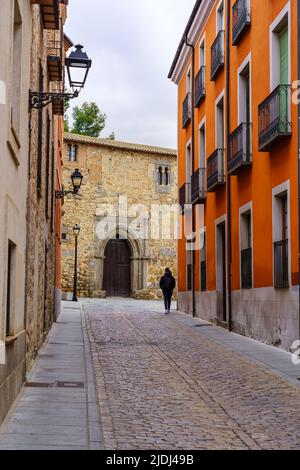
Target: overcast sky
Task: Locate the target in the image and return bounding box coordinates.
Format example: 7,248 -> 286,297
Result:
65,0 -> 195,148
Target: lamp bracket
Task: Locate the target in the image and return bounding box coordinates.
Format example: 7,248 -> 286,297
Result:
29,90 -> 79,110
55,189 -> 78,200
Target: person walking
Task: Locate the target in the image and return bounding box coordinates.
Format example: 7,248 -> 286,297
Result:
159,268 -> 176,314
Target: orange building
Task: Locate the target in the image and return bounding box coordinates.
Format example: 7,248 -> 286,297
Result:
169,0 -> 299,351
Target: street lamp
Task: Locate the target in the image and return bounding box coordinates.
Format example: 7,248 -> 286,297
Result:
55,168 -> 83,199
65,44 -> 92,93
29,44 -> 92,109
72,224 -> 80,302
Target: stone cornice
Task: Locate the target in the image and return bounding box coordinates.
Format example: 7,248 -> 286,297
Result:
64,133 -> 177,158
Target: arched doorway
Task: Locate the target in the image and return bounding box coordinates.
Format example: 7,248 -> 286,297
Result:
103,239 -> 131,297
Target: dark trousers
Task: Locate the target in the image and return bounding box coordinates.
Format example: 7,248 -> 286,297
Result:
163,291 -> 173,311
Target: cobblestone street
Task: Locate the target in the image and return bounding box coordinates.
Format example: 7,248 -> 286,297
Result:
84,298 -> 300,450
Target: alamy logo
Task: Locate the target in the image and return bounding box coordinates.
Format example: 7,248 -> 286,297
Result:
0,80 -> 6,105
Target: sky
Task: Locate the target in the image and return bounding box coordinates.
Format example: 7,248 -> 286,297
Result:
64,0 -> 196,149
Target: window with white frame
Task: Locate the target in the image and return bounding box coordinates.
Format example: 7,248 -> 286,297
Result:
240,208 -> 252,289
217,1 -> 224,33
273,185 -> 289,288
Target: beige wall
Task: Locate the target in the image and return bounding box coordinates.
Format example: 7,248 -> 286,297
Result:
0,0 -> 32,423
61,136 -> 178,300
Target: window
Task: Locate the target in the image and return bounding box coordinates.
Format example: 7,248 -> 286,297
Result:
199,122 -> 206,168
273,185 -> 289,288
6,241 -> 15,338
270,6 -> 290,90
186,69 -> 191,93
217,1 -> 224,33
216,94 -> 225,148
164,167 -> 170,186
200,231 -> 207,292
37,63 -> 43,194
238,58 -> 251,124
11,0 -> 22,134
199,38 -> 205,67
62,226 -> 69,242
240,207 -> 252,289
186,143 -> 192,183
67,144 -> 78,162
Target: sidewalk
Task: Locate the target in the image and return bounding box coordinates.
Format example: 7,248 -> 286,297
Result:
0,302 -> 103,450
171,309 -> 300,388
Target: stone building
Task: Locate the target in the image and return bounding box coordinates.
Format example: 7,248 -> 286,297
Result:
61,133 -> 178,300
0,0 -> 71,424
0,0 -> 32,424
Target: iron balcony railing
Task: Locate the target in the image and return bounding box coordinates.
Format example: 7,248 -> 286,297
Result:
179,182 -> 191,214
274,239 -> 289,288
241,247 -> 252,289
211,30 -> 225,80
228,122 -> 252,175
201,261 -> 207,292
207,149 -> 225,192
258,84 -> 292,152
195,66 -> 206,107
182,92 -> 192,129
232,0 -> 251,46
191,168 -> 206,204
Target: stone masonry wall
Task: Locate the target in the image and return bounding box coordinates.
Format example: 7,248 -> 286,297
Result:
61,136 -> 178,300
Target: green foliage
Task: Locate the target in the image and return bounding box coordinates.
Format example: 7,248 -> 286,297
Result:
108,132 -> 115,140
71,101 -> 106,137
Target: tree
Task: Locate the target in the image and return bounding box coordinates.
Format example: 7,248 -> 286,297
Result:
71,102 -> 106,137
108,132 -> 115,140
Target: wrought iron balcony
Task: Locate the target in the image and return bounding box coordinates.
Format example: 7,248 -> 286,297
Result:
179,182 -> 191,214
211,30 -> 225,81
232,0 -> 251,46
182,92 -> 192,129
207,149 -> 225,192
274,239 -> 289,288
258,85 -> 292,152
228,122 -> 252,175
191,168 -> 206,204
241,247 -> 252,289
32,0 -> 60,30
47,40 -> 63,82
200,261 -> 207,292
195,66 -> 206,107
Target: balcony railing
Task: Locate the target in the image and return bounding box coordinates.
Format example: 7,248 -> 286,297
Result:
182,92 -> 192,129
201,261 -> 207,292
33,0 -> 60,30
258,85 -> 292,152
232,0 -> 251,46
191,168 -> 206,204
47,40 -> 63,82
241,247 -> 252,289
179,183 -> 191,214
274,239 -> 289,288
211,30 -> 225,80
195,66 -> 206,107
228,122 -> 252,175
207,149 -> 225,192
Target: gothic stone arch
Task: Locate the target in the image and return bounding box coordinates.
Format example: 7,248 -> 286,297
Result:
91,225 -> 150,297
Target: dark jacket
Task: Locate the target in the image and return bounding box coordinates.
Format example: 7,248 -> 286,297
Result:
160,272 -> 176,293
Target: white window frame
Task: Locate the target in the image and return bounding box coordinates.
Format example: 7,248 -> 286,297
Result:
198,116 -> 206,168
186,67 -> 192,93
239,201 -> 253,289
216,0 -> 225,34
269,1 -> 291,91
215,90 -> 225,149
272,180 -> 291,287
237,52 -> 252,125
199,34 -> 206,68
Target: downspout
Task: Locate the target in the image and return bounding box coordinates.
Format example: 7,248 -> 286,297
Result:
185,36 -> 196,318
298,0 -> 300,348
226,0 -> 232,331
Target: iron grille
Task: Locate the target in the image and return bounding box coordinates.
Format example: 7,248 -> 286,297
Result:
211,30 -> 225,80
207,149 -> 225,192
232,0 -> 251,45
274,239 -> 289,288
179,183 -> 191,214
195,66 -> 206,107
191,168 -> 206,204
183,92 -> 192,129
241,248 -> 252,289
228,122 -> 252,174
201,261 -> 207,292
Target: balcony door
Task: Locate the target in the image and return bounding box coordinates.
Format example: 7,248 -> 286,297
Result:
279,27 -> 288,131
216,221 -> 227,322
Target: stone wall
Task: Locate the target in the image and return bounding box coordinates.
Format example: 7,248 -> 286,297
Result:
61,135 -> 178,300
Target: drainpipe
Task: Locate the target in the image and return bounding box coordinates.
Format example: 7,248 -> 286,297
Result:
226,0 -> 232,331
185,36 -> 196,318
298,0 -> 300,347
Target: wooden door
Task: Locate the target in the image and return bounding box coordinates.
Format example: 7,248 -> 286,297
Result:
103,239 -> 131,297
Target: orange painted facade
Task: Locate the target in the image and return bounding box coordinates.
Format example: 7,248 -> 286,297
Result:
170,0 -> 299,350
